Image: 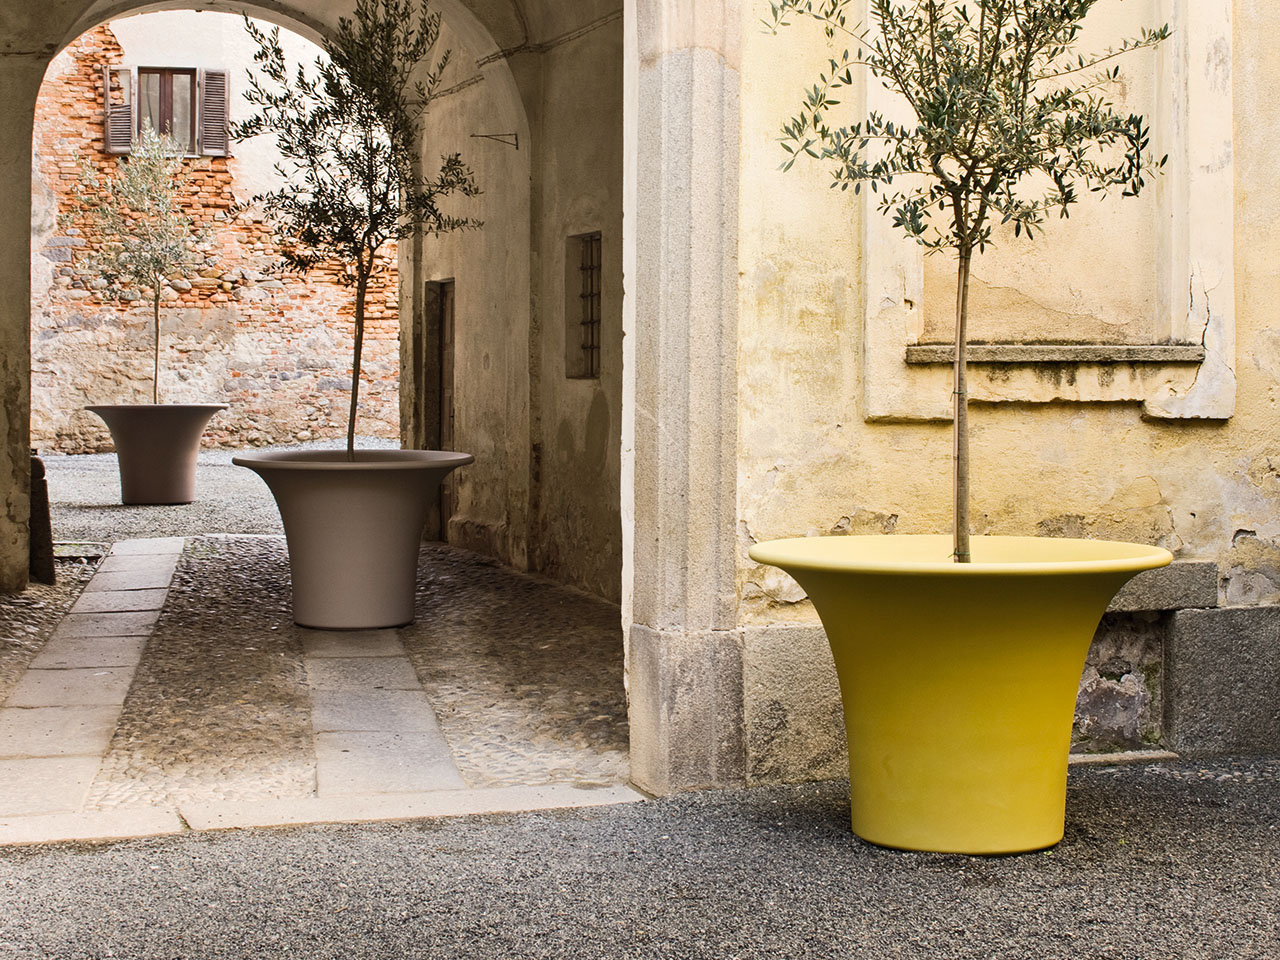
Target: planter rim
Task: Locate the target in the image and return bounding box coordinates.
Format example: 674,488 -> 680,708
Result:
749,534 -> 1172,576
86,403 -> 229,412
233,448 -> 474,472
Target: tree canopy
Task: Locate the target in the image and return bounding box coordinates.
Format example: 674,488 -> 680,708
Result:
65,123 -> 209,403
767,0 -> 1168,560
232,0 -> 480,452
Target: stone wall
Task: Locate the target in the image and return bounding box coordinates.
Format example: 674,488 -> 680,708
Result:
730,0 -> 1280,781
30,25 -> 400,454
412,8 -> 624,603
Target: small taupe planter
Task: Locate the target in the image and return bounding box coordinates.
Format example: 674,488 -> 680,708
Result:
233,449 -> 474,629
86,403 -> 228,505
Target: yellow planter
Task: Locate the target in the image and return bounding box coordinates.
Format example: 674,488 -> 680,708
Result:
748,535 -> 1172,854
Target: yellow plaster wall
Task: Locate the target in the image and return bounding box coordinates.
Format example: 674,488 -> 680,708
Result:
920,0 -> 1163,345
736,0 -> 1280,625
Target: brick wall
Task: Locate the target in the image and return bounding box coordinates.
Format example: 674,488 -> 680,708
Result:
30,25 -> 401,453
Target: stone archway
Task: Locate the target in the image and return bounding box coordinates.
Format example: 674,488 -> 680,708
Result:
0,1 -> 349,595
2,0 -> 749,796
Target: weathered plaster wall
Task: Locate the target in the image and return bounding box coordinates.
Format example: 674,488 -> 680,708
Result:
920,0 -> 1162,346
735,0 -> 1280,781
528,17 -> 624,603
416,22 -> 534,571
1229,0 -> 1280,609
30,18 -> 400,454
107,11 -> 317,200
416,9 -> 623,603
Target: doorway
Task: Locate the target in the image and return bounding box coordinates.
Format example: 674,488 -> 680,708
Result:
421,279 -> 455,541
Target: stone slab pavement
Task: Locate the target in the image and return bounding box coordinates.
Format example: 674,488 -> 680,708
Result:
0,537 -> 643,846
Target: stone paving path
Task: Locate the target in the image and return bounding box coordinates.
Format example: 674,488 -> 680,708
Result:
0,536 -> 640,844
0,538 -> 179,821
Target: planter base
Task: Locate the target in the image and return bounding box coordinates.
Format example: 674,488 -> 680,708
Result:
748,534 -> 1172,854
86,404 -> 227,505
234,449 -> 473,630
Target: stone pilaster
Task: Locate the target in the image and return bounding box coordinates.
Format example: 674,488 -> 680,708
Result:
623,0 -> 744,793
0,53 -> 47,593
1166,608 -> 1280,755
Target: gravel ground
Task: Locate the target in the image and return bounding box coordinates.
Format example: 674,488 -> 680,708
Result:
0,559 -> 98,703
43,438 -> 397,542
86,538 -> 315,810
0,758 -> 1276,959
402,546 -> 628,788
24,445 -> 627,804
83,534 -> 627,804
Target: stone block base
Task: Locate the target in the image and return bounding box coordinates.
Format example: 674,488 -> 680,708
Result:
1167,607 -> 1280,755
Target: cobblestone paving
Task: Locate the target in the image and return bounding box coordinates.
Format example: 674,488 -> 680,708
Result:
83,536 -> 628,807
402,545 -> 629,788
86,538 -> 315,809
0,560 -> 98,704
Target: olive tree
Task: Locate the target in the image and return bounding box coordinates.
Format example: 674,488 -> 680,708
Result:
767,0 -> 1168,561
65,123 -> 209,404
232,0 -> 480,456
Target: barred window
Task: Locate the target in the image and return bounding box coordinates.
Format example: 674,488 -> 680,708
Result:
567,232 -> 602,379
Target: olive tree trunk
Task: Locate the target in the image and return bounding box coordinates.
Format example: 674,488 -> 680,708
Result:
347,271 -> 369,461
152,287 -> 161,405
952,248 -> 972,563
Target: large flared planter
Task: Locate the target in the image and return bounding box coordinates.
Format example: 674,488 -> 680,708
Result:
86,403 -> 228,505
233,449 -> 473,630
748,534 -> 1172,854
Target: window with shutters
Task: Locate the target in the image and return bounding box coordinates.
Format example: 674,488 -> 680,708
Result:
103,65 -> 229,157
140,68 -> 196,152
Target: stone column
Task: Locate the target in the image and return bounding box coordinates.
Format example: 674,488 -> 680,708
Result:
622,0 -> 744,793
0,54 -> 47,593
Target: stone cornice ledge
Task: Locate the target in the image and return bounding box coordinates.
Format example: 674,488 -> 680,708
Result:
904,343 -> 1207,365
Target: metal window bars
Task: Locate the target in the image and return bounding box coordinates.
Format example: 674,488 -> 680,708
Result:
579,233 -> 602,379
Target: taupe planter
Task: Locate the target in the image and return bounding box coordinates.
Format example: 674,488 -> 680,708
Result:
86,403 -> 228,505
233,449 -> 474,629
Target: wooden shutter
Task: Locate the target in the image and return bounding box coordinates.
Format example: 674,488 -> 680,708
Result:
198,69 -> 230,157
102,66 -> 136,155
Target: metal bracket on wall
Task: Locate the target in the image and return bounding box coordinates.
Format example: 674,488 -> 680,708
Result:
469,132 -> 519,149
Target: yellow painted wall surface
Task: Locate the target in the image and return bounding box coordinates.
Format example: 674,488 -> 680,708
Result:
920,0 -> 1163,345
737,1 -> 1280,619
736,9 -> 865,619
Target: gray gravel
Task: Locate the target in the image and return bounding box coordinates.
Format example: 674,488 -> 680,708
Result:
22,447 -> 1280,958
0,559 -> 97,702
43,438 -> 397,542
0,758 -> 1277,959
86,537 -> 315,810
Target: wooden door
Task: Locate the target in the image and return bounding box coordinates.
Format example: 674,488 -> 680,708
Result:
438,282 -> 456,534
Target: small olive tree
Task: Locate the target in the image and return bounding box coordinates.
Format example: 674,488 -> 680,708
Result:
231,0 -> 480,457
768,0 -> 1167,561
65,123 -> 209,404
